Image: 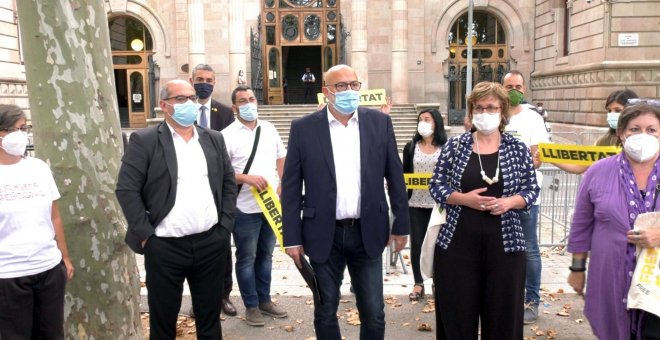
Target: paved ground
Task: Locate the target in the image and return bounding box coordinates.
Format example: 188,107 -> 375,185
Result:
136,245 -> 597,339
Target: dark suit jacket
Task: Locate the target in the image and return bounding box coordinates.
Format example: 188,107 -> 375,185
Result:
210,99 -> 235,131
116,122 -> 237,254
281,107 -> 410,262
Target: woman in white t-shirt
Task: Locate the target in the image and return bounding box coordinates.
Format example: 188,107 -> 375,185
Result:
0,104 -> 73,339
402,109 -> 447,301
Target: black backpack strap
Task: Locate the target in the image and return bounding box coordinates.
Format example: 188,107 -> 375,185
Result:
237,126 -> 261,193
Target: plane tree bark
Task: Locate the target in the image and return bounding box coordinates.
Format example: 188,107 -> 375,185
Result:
16,1 -> 142,338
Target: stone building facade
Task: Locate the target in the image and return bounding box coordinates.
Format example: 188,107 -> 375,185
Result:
1,0 -> 658,128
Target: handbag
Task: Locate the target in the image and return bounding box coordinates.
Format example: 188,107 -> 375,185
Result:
627,210 -> 660,317
627,184 -> 660,317
420,203 -> 446,280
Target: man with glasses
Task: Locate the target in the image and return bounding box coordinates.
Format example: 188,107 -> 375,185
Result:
116,79 -> 237,339
282,64 -> 409,340
189,63 -> 238,318
502,70 -> 550,325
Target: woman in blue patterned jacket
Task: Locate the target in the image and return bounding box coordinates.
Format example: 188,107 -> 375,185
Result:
429,81 -> 539,339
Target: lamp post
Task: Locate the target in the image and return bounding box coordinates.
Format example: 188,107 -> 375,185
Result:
465,0 -> 474,100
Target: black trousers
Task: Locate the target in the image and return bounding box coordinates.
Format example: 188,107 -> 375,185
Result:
433,219 -> 526,340
0,261 -> 67,340
224,237 -> 232,299
409,207 -> 432,284
144,226 -> 229,340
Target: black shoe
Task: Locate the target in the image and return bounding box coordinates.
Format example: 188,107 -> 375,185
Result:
222,298 -> 237,316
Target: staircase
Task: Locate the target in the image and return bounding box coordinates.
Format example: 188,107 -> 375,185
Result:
258,104 -> 420,153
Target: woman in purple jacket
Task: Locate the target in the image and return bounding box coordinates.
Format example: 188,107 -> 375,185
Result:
568,102 -> 660,339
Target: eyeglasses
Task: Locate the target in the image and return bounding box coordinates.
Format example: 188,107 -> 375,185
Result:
1,125 -> 32,133
163,95 -> 199,104
627,98 -> 660,107
327,81 -> 362,92
473,105 -> 501,113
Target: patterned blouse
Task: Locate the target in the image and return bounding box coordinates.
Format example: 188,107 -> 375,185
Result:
409,143 -> 441,208
429,132 -> 540,253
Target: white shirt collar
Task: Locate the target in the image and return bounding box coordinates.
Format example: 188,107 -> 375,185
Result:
165,121 -> 199,142
326,106 -> 359,125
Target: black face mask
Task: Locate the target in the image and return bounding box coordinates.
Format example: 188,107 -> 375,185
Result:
194,83 -> 214,99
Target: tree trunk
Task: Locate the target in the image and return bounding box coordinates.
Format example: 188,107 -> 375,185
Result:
16,1 -> 143,338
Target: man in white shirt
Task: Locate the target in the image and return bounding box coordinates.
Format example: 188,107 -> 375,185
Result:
221,85 -> 287,327
301,67 -> 316,104
116,80 -> 237,339
503,70 -> 550,325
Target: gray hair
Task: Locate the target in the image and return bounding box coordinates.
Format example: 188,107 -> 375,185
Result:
192,64 -> 215,77
0,104 -> 26,130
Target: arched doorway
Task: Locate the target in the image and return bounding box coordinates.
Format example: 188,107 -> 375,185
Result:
260,0 -> 340,104
109,16 -> 156,128
446,11 -> 509,125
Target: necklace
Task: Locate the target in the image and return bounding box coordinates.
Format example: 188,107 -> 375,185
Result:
474,133 -> 500,185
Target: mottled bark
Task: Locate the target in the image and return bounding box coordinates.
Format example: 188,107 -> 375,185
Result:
16,1 -> 142,338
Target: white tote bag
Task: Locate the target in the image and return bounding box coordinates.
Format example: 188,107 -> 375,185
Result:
420,204 -> 446,280
627,212 -> 660,317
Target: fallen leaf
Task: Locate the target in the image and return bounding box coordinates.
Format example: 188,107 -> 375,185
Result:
557,288 -> 564,294
305,299 -> 314,305
296,319 -> 304,324
575,318 -> 584,324
547,329 -> 557,339
535,330 -> 544,336
283,325 -> 295,332
384,296 -> 398,304
417,323 -> 433,331
402,322 -> 411,326
543,311 -> 550,314
282,276 -> 288,280
340,299 -> 351,303
530,325 -> 540,332
556,310 -> 570,317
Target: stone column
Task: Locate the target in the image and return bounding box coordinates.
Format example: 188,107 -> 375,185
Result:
391,0 -> 408,104
228,0 -> 247,90
188,0 -> 205,72
351,0 -> 369,88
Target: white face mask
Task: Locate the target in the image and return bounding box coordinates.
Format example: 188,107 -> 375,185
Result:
607,112 -> 620,130
0,130 -> 28,156
471,113 -> 501,135
417,121 -> 434,137
623,133 -> 660,163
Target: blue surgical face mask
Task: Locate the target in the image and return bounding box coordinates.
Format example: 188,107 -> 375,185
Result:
607,111 -> 620,130
330,89 -> 360,115
239,102 -> 258,121
169,100 -> 199,127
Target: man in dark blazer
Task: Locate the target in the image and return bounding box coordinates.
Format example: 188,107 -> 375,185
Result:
190,63 -> 238,316
281,64 -> 409,340
116,79 -> 236,339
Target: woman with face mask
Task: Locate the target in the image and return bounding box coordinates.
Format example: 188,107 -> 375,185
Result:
429,82 -> 540,339
402,109 -> 447,302
596,89 -> 639,146
0,104 -> 74,339
540,89 -> 640,175
568,102 -> 660,340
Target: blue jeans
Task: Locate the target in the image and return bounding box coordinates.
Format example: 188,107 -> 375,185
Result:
233,211 -> 276,308
521,204 -> 541,305
310,221 -> 385,340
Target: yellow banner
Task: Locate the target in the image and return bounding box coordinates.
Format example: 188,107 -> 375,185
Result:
538,143 -> 621,165
251,185 -> 285,252
317,88 -> 387,106
404,173 -> 432,190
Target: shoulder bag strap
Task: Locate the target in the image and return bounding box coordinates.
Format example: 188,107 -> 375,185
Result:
652,183 -> 660,211
237,126 -> 261,193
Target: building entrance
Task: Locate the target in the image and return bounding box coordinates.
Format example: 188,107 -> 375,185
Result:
446,11 -> 509,125
260,0 -> 340,104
